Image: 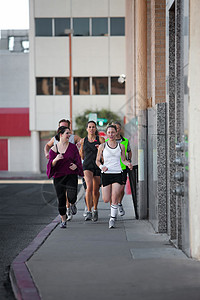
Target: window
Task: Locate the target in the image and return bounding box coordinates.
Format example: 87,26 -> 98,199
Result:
8,36 -> 29,52
74,77 -> 90,95
55,78 -> 69,95
34,17 -> 126,37
8,37 -> 14,51
92,77 -> 108,95
73,18 -> 89,36
55,18 -> 70,36
22,40 -> 29,52
110,17 -> 125,36
35,18 -> 52,36
111,77 -> 125,94
36,78 -> 53,95
92,18 -> 108,36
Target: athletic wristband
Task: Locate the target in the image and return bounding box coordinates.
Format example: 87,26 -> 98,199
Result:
99,164 -> 104,170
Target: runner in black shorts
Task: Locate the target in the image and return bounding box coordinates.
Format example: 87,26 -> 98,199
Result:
96,124 -> 133,229
121,168 -> 128,185
79,121 -> 105,221
110,121 -> 132,216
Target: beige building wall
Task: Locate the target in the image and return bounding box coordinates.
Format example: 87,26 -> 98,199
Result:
30,0 -> 126,132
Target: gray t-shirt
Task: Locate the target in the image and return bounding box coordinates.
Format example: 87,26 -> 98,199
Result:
116,136 -> 131,152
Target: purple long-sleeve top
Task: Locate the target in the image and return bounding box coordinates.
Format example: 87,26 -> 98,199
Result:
47,143 -> 84,179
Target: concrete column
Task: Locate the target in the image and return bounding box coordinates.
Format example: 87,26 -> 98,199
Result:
188,0 -> 200,260
136,0 -> 148,219
31,130 -> 40,173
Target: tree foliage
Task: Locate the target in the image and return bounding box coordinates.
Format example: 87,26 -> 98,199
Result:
74,109 -> 121,137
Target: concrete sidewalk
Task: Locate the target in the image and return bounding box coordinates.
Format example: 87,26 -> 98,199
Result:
0,171 -> 48,180
11,188 -> 200,300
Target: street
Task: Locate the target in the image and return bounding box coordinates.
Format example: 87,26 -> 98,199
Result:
0,181 -> 58,299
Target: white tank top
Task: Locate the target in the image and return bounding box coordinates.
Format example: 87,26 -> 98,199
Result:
103,142 -> 122,173
54,134 -> 75,145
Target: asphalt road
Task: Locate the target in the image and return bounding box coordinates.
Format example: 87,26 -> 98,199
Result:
0,182 -> 59,299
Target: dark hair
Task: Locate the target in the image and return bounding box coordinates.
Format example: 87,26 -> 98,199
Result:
106,124 -> 117,132
55,126 -> 70,141
87,120 -> 97,127
112,121 -> 121,128
58,119 -> 70,126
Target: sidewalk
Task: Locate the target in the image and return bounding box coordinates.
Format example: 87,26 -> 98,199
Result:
0,171 -> 47,180
10,187 -> 200,300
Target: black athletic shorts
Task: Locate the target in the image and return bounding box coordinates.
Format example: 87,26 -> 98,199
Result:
83,168 -> 101,177
101,173 -> 122,187
121,168 -> 128,185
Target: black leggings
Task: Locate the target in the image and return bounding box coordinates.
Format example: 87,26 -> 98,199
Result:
54,174 -> 78,216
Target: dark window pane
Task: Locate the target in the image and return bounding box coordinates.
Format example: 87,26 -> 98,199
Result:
111,77 -> 125,94
73,18 -> 89,36
55,78 -> 69,95
74,77 -> 90,95
92,77 -> 108,95
36,78 -> 53,95
55,18 -> 70,36
110,17 -> 125,36
35,18 -> 52,36
92,18 -> 108,36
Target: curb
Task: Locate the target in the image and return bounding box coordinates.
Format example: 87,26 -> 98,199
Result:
9,215 -> 60,300
9,186 -> 85,300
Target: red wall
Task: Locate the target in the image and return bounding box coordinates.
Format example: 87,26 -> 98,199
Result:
0,108 -> 31,136
0,139 -> 8,170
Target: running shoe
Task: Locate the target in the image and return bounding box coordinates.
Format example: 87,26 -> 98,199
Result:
67,208 -> 73,221
71,203 -> 77,215
60,221 -> 67,228
118,204 -> 125,216
92,210 -> 98,222
109,218 -> 115,229
84,211 -> 92,221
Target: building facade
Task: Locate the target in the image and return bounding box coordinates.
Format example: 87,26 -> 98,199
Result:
0,30 -> 32,171
0,0 -> 126,172
125,0 -> 200,260
29,0 -> 126,172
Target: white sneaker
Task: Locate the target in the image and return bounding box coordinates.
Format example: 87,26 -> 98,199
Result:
60,221 -> 66,228
67,208 -> 73,221
85,211 -> 92,221
118,204 -> 125,216
109,218 -> 115,229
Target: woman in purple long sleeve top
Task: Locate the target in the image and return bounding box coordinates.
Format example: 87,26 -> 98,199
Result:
47,126 -> 83,228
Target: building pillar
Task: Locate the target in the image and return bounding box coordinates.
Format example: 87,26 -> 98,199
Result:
136,0 -> 148,218
188,0 -> 200,260
31,130 -> 40,173
136,0 -> 147,111
125,0 -> 135,120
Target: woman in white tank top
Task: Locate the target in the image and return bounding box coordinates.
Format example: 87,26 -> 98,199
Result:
96,124 -> 133,229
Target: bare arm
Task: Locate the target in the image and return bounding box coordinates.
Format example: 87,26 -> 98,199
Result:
74,135 -> 81,144
96,144 -> 108,172
79,138 -> 84,160
44,137 -> 54,159
127,150 -> 132,161
121,144 -> 133,170
74,134 -> 82,150
99,136 -> 105,144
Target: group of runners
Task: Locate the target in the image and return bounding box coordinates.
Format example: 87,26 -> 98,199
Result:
45,118 -> 132,229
